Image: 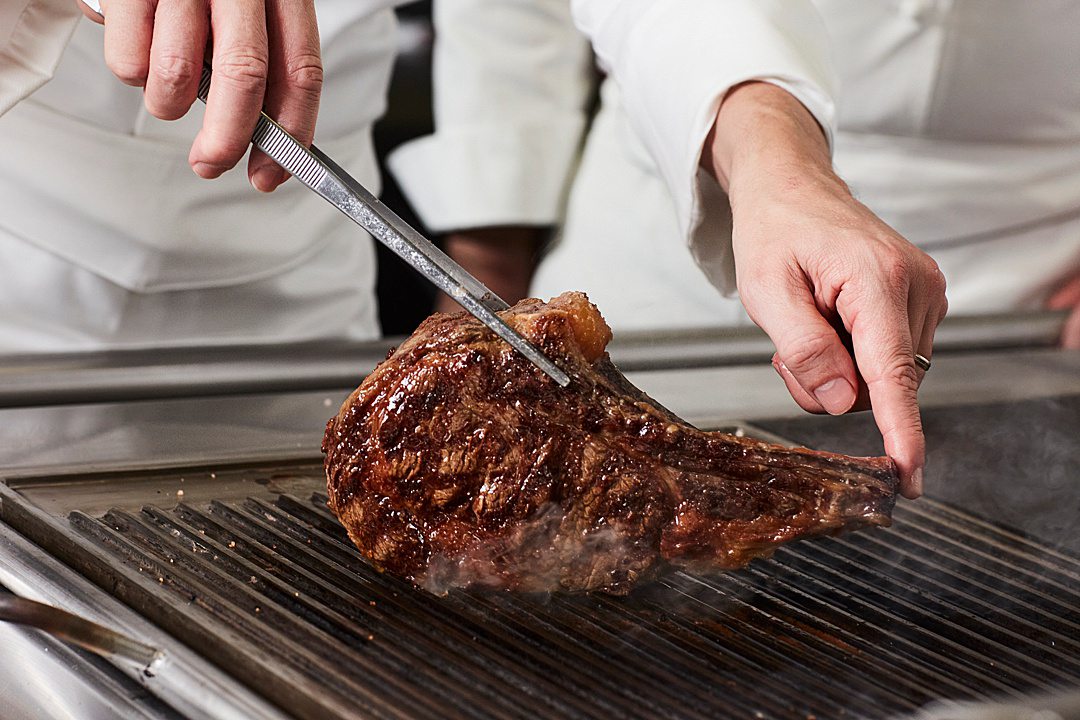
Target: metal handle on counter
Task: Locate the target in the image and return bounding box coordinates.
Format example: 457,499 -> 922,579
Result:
0,592 -> 161,667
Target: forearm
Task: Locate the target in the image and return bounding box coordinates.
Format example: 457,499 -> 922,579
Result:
435,227 -> 546,313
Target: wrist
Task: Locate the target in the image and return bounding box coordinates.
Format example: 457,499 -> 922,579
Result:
704,82 -> 837,202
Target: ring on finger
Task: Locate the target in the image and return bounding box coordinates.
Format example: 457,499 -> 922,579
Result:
914,353 -> 932,372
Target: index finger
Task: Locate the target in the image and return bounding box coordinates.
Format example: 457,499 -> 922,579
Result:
845,286 -> 925,499
188,0 -> 269,178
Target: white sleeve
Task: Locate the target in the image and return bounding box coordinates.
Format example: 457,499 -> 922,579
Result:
0,0 -> 81,117
571,0 -> 837,295
388,0 -> 595,232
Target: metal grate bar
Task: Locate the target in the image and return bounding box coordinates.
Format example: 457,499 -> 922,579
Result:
911,499 -> 1080,574
826,532 -> 1080,663
139,505 -> 515,720
760,545 -> 1065,690
545,587 -> 855,718
894,504 -> 1080,602
26,462 -> 1075,720
203,498 -> 627,719
802,538 -> 1079,680
733,553 -> 1029,697
78,508 -> 451,720
660,569 -> 976,706
278,496 -> 768,720
627,578 -> 924,716
254,496 -> 742,720
65,511 -> 392,720
168,503 -> 560,720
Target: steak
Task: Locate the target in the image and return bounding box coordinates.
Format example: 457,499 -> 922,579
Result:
323,292 -> 898,594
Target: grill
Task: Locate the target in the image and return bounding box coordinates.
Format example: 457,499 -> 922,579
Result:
3,446 -> 1079,720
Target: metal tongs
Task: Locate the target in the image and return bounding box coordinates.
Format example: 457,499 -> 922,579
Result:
78,0 -> 570,387
0,592 -> 161,669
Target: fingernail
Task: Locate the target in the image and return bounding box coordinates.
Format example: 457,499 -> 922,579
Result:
250,164 -> 282,193
192,162 -> 227,179
812,378 -> 855,415
910,467 -> 924,498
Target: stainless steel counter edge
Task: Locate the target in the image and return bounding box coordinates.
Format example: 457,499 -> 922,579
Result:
1,347 -> 1078,478
0,310 -> 1066,408
0,520 -> 289,720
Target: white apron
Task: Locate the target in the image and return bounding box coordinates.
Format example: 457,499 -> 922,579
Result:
394,0 -> 1080,332
0,1 -> 402,352
538,0 -> 1080,330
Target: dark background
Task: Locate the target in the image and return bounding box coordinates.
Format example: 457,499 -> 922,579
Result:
372,3 -> 437,336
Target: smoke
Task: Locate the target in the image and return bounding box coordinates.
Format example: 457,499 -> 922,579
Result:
418,503 -> 647,596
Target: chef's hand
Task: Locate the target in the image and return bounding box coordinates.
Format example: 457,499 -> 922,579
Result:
703,82 -> 948,499
1047,270 -> 1080,349
77,0 -> 322,192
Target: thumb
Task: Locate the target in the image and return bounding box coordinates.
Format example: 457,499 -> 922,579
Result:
747,291 -> 859,416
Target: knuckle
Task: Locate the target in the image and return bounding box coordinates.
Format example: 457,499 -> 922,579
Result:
214,49 -> 269,91
283,54 -> 324,95
780,331 -> 837,374
877,359 -> 921,394
151,54 -> 200,92
878,248 -> 912,289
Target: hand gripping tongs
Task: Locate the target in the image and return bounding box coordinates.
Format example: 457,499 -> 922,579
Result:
78,0 -> 570,387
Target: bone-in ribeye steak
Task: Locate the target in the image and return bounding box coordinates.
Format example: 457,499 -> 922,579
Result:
323,292 -> 898,594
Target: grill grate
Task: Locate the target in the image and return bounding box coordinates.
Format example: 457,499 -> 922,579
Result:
33,464 -> 1076,720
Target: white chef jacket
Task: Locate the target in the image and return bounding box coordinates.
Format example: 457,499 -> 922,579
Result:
392,0 -> 1080,331
0,0 -> 402,352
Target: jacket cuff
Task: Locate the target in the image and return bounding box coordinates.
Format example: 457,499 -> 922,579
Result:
388,118 -> 587,233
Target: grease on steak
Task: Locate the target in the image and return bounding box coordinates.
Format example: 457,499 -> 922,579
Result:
323,292 -> 898,594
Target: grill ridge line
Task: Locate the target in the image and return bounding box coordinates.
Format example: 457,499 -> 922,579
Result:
826,532 -> 1080,661
910,499 -> 1080,574
67,510 -> 402,720
760,546 -> 1066,692
229,496 -> 647,720
543,585 -> 834,719
892,507 -> 1080,600
716,566 -> 997,703
842,520 -> 1080,633
577,583 -> 872,719
663,571 -> 937,710
793,538 -> 1080,683
471,588 -> 791,720
868,516 -> 1080,619
199,499 -> 605,720
295,495 -> 799,718
171,504 -> 550,720
656,571 -> 942,711
143,505 -> 506,720
736,559 -> 1022,700
285,495 -> 753,719
259,496 -> 725,720
93,507 -> 456,720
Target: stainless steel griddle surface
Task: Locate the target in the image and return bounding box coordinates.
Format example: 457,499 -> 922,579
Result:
3,449 -> 1079,719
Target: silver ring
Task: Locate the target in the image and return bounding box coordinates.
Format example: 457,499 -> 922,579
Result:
914,353 -> 932,372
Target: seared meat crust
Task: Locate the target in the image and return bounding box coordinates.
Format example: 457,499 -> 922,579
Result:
324,293 -> 897,594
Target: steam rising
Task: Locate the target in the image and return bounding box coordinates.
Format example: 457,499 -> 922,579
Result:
420,503 -> 646,596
